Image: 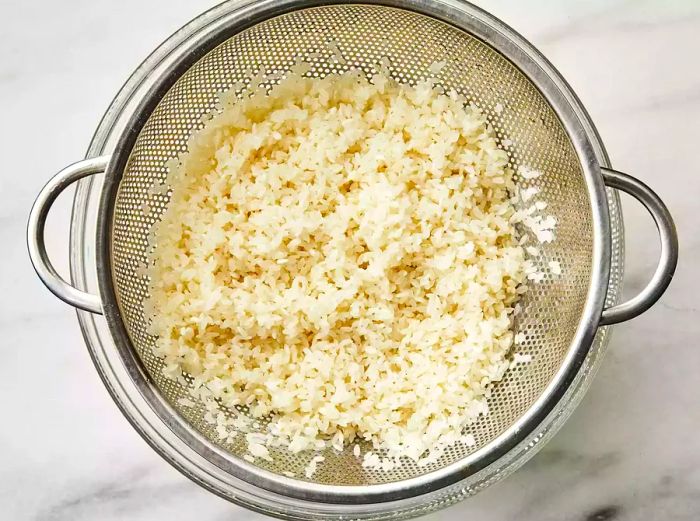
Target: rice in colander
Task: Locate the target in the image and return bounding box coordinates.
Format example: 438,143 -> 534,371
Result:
145,70 -> 544,467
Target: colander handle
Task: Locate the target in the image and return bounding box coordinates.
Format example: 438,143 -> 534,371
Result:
600,168 -> 678,325
27,156 -> 109,315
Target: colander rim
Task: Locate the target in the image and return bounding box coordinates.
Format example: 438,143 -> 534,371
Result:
94,0 -> 611,505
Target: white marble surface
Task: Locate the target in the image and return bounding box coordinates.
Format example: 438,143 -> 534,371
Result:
1,1 -> 698,520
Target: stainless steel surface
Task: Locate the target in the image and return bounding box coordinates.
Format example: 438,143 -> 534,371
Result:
27,156 -> 109,314
599,168 -> 679,325
29,0 -> 674,518
98,0 -> 609,503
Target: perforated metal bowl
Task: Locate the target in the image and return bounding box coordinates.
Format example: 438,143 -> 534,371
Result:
28,1 -> 677,519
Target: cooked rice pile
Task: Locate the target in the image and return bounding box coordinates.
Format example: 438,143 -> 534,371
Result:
146,71 -> 532,466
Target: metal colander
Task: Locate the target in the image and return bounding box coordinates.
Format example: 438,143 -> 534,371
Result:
115,2 -> 592,487
28,0 -> 677,517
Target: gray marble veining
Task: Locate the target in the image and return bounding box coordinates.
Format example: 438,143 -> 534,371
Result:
1,1 -> 698,520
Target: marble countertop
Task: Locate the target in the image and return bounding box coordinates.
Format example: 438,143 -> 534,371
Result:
1,1 -> 698,520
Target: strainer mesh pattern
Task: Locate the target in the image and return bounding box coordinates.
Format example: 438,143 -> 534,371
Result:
111,5 -> 595,486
